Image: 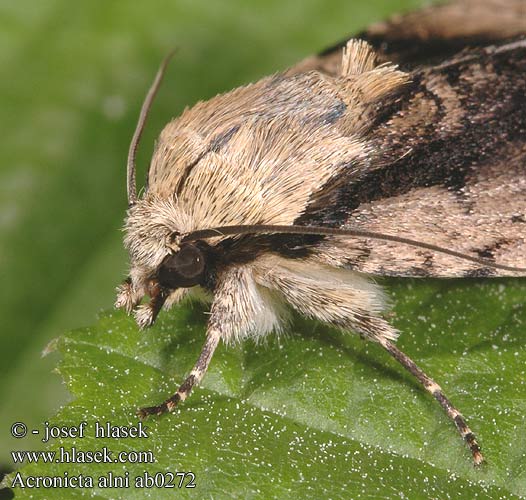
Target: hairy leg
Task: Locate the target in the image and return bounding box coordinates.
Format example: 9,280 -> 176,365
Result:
137,327 -> 221,419
378,337 -> 483,465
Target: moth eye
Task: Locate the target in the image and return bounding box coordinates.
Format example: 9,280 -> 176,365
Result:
158,243 -> 206,289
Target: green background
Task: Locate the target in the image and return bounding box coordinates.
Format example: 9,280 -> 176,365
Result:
1,1 -> 524,499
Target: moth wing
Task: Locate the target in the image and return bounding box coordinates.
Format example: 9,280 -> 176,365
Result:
315,149 -> 526,278
291,0 -> 526,74
300,38 -> 526,278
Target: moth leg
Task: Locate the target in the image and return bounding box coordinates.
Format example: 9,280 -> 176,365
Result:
137,326 -> 221,419
137,265 -> 269,420
378,337 -> 483,466
115,277 -> 141,313
133,280 -> 169,329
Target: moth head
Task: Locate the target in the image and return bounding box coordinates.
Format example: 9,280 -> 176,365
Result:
117,243 -> 214,329
117,194 -> 217,327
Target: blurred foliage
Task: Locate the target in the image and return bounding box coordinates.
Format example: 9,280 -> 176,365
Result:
1,0 -> 525,499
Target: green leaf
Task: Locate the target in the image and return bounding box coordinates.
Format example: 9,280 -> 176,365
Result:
5,277 -> 525,499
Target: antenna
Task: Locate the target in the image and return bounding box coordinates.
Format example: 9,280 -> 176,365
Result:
183,224 -> 526,273
127,50 -> 176,206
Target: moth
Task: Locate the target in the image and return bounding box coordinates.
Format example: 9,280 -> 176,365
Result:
115,0 -> 526,465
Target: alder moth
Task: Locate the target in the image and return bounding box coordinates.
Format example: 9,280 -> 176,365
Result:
115,0 -> 526,465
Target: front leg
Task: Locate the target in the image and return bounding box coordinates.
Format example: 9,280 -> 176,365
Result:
137,264 -> 279,419
137,326 -> 221,419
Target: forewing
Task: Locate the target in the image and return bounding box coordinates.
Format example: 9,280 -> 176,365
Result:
301,40 -> 526,278
315,150 -> 526,277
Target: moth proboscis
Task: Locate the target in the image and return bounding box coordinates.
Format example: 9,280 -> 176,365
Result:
115,0 -> 526,466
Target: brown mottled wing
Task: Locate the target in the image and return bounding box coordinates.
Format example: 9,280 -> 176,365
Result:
291,0 -> 526,75
359,0 -> 526,67
299,39 -> 526,278
327,151 -> 525,278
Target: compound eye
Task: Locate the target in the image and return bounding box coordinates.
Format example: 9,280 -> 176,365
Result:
158,243 -> 206,289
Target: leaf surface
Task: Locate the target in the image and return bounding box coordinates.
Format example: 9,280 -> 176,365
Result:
6,277 -> 526,498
